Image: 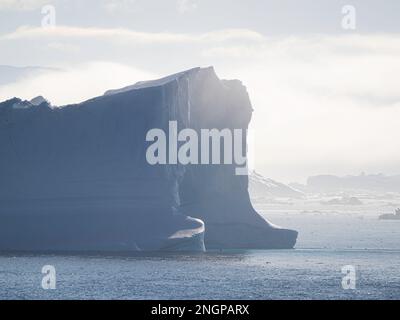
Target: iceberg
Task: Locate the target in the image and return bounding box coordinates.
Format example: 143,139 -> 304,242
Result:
249,171 -> 304,199
0,67 -> 297,252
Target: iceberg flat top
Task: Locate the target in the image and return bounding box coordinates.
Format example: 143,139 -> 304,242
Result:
104,67 -> 211,96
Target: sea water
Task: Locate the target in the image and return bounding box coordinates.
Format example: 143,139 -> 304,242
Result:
0,210 -> 399,300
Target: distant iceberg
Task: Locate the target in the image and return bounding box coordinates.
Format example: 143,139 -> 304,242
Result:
0,67 -> 297,252
249,171 -> 304,199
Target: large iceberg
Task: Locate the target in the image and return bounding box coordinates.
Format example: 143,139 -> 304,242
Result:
0,67 -> 297,252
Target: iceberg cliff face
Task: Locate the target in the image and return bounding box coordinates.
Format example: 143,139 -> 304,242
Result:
174,68 -> 298,249
0,67 -> 297,252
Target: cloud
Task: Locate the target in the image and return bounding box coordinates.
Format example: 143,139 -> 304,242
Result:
0,62 -> 156,105
0,25 -> 264,43
0,0 -> 49,11
47,42 -> 80,53
202,34 -> 400,108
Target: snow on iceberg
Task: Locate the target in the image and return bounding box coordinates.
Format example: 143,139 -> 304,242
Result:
0,67 -> 297,252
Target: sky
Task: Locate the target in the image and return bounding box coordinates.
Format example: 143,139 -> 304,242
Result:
0,0 -> 399,183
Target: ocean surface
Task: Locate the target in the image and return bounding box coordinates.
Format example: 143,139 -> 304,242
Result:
1,207 -> 399,300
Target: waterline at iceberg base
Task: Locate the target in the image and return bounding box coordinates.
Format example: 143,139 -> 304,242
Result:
0,67 -> 297,252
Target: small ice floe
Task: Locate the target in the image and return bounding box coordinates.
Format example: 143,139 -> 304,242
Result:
379,208 -> 400,220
